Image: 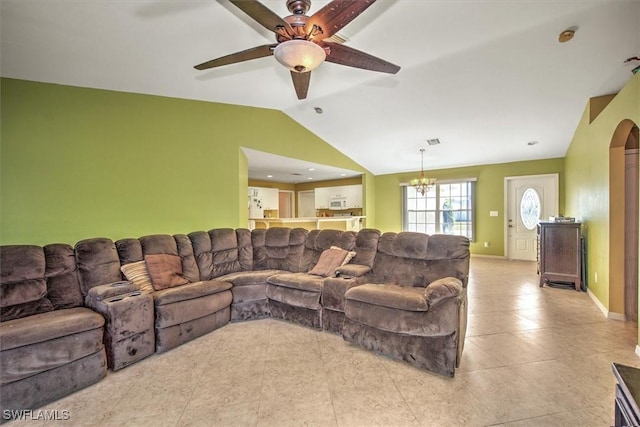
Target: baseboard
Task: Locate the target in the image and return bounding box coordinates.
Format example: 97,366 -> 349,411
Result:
609,311 -> 627,321
586,288 -> 627,321
587,288 -> 609,318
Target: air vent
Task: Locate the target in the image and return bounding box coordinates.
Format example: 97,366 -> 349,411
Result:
425,138 -> 441,146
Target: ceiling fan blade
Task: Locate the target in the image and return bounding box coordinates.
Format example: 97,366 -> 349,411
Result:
229,0 -> 293,38
306,0 -> 377,41
322,41 -> 400,74
290,71 -> 311,100
194,44 -> 276,70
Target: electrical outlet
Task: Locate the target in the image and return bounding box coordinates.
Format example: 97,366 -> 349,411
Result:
594,272 -> 598,283
489,211 -> 499,217
484,242 -> 490,248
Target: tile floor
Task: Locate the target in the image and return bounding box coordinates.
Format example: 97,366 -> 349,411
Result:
7,257 -> 640,426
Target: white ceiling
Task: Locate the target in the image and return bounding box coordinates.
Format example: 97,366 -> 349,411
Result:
2,0 -> 639,179
243,147 -> 362,183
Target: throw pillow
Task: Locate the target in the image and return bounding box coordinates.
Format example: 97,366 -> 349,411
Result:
144,254 -> 189,291
330,246 -> 357,265
308,247 -> 349,277
120,261 -> 154,294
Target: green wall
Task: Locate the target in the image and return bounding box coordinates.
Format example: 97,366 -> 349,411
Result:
564,73 -> 640,310
0,78 -> 369,245
374,158 -> 565,255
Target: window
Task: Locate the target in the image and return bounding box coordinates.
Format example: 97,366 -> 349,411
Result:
402,180 -> 475,240
520,188 -> 541,230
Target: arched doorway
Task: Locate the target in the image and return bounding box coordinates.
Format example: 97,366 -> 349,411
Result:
609,119 -> 639,322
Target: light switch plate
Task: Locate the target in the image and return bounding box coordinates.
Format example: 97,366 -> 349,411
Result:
489,211 -> 499,217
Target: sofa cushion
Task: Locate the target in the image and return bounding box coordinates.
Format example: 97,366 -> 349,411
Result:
174,234 -> 200,283
1,328 -> 103,385
266,284 -> 322,310
267,273 -> 324,293
75,238 -> 123,295
344,297 -> 461,337
217,270 -> 284,286
0,307 -> 105,351
0,299 -> 55,322
252,228 -> 307,272
335,264 -> 371,278
121,261 -> 154,293
350,229 -> 381,268
346,284 -> 429,311
308,247 -> 349,277
44,244 -> 84,309
145,254 -> 189,290
155,291 -> 232,329
0,246 -> 47,307
152,280 -> 232,306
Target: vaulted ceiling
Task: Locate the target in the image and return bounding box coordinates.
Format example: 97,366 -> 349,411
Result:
2,0 -> 639,179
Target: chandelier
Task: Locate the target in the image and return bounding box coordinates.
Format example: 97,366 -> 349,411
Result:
410,149 -> 435,195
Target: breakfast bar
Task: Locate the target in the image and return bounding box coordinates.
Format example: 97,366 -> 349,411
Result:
249,216 -> 365,232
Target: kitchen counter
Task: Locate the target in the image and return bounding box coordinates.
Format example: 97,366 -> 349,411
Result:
249,216 -> 365,232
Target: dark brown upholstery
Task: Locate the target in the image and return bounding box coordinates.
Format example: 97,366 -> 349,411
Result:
266,229 -> 359,329
1,224 -> 471,416
79,238 -> 156,370
1,243 -> 107,414
342,231 -> 470,377
135,234 -> 233,353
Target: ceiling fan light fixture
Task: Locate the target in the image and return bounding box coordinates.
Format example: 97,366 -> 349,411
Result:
274,40 -> 326,73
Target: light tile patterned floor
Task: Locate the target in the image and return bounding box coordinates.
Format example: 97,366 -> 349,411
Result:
7,257 -> 639,426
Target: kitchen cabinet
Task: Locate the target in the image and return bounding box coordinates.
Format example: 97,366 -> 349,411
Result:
314,187 -> 331,209
314,185 -> 362,210
344,185 -> 363,208
249,187 -> 280,211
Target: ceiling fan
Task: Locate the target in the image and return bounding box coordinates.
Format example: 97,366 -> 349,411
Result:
194,0 -> 400,99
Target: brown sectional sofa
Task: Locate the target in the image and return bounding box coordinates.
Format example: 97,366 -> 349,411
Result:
0,227 -> 470,417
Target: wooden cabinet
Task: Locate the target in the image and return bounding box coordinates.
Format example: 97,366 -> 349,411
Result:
537,222 -> 582,291
612,363 -> 640,426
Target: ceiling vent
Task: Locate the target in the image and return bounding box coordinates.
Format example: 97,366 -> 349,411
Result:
425,138 -> 441,146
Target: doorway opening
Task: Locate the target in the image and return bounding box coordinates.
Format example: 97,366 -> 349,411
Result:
610,121 -> 639,322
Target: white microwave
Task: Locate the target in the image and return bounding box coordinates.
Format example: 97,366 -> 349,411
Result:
329,198 -> 347,210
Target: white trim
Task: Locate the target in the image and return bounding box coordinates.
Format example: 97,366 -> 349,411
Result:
503,173 -> 560,260
635,345 -> 640,358
587,288 -> 609,318
609,312 -> 627,321
586,288 -> 628,320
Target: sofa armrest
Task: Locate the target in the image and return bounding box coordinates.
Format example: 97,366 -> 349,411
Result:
424,277 -> 463,307
335,264 -> 371,278
86,281 -> 138,302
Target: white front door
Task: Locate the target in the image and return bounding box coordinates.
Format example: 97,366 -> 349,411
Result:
505,174 -> 559,261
